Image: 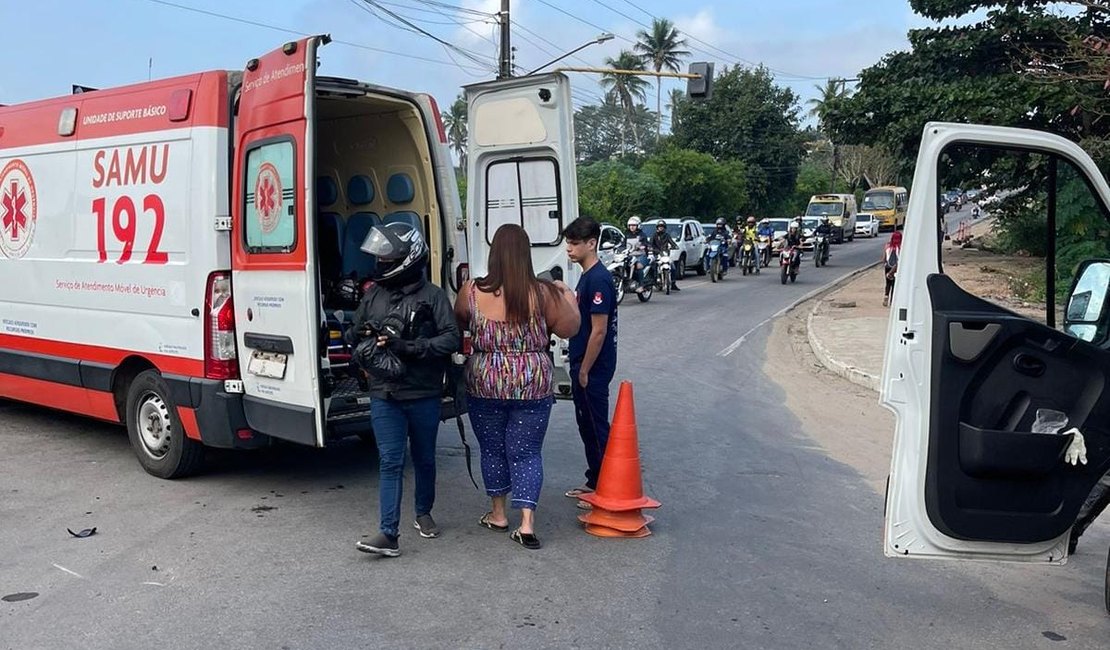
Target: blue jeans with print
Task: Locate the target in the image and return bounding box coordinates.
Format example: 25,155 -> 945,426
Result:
369,397 -> 441,538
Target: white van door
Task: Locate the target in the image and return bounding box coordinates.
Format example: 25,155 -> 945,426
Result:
231,37 -> 328,447
882,122 -> 1110,563
464,73 -> 579,397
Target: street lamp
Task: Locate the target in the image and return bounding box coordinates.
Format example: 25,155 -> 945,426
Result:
525,33 -> 615,76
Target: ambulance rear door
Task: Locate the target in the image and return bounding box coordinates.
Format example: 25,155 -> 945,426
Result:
464,73 -> 578,397
231,36 -> 328,447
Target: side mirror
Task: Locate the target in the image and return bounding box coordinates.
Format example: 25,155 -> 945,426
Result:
1064,259 -> 1110,342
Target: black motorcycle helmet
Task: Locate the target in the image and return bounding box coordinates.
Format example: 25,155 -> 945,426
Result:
715,217 -> 727,229
361,222 -> 428,285
655,219 -> 667,232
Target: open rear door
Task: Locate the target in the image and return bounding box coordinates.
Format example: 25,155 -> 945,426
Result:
465,73 -> 579,397
231,36 -> 328,447
883,122 -> 1110,563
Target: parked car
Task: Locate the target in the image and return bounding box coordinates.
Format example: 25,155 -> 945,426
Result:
855,213 -> 881,238
654,218 -> 708,277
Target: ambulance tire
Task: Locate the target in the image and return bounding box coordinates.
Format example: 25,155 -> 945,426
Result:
125,370 -> 204,479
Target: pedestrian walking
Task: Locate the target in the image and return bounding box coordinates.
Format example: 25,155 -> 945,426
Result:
883,230 -> 902,307
454,224 -> 580,550
348,223 -> 460,558
561,217 -> 619,506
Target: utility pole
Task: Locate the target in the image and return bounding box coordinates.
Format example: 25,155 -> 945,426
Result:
497,0 -> 511,79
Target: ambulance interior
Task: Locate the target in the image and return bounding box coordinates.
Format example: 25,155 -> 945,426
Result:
311,91 -> 442,422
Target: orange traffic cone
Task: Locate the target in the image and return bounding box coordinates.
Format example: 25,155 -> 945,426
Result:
579,381 -> 660,538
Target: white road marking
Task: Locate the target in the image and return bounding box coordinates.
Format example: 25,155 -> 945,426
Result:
717,263 -> 881,357
52,563 -> 84,579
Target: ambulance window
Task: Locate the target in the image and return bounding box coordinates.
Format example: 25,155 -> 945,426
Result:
244,140 -> 296,253
485,158 -> 561,245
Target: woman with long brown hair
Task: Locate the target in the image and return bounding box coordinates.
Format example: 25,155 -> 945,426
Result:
454,224 -> 580,549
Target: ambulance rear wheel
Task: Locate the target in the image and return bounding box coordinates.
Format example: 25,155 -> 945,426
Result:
125,370 -> 204,479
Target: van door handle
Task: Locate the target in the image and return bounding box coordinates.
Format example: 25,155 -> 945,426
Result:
1012,353 -> 1046,377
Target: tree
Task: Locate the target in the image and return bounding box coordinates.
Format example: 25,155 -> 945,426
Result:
577,160 -> 665,224
441,94 -> 468,174
634,18 -> 690,139
807,79 -> 849,132
641,148 -> 749,217
825,1 -> 1107,176
667,88 -> 685,132
671,66 -> 806,213
574,97 -> 659,163
600,51 -> 651,153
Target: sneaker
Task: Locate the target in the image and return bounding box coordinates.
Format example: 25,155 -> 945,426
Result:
356,532 -> 400,557
671,285 -> 681,292
413,514 -> 440,538
882,296 -> 890,307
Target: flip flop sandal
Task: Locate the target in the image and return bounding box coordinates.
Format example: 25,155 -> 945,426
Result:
564,486 -> 594,498
575,500 -> 592,510
478,512 -> 509,532
510,529 -> 542,550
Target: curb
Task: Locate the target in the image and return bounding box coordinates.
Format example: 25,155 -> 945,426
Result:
801,262 -> 883,392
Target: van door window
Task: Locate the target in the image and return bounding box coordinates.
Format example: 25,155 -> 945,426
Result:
485,158 -> 561,245
244,140 -> 297,253
938,144 -> 1110,331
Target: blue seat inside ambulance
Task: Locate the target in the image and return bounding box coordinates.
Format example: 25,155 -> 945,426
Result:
383,173 -> 422,233
316,176 -> 344,284
343,175 -> 380,279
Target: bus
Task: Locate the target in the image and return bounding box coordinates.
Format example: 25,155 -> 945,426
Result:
861,186 -> 908,231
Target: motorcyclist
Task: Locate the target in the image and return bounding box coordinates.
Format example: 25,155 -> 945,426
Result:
624,216 -> 651,292
706,217 -> 732,272
756,218 -> 776,265
649,220 -> 681,291
784,221 -> 803,268
815,216 -> 832,259
738,216 -> 759,267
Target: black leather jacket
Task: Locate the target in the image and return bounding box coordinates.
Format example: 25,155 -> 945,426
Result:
346,278 -> 460,401
650,231 -> 677,255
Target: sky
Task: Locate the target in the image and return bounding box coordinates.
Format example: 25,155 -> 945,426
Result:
1,0 -> 941,128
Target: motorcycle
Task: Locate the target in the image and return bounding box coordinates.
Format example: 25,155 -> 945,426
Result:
706,238 -> 729,283
757,234 -> 773,267
813,234 -> 830,267
780,246 -> 801,284
739,238 -> 758,275
647,250 -> 675,296
609,245 -> 652,304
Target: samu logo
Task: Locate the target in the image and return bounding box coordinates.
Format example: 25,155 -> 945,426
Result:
0,159 -> 38,260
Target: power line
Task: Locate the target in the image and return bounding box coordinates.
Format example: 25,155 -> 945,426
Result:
356,0 -> 495,69
137,0 -> 492,72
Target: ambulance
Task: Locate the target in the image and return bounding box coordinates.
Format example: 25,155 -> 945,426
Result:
0,36 -> 580,478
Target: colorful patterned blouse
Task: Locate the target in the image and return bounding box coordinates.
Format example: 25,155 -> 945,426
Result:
464,285 -> 553,401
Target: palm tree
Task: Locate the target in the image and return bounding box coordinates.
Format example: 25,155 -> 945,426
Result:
441,94 -> 468,174
667,87 -> 685,132
634,18 -> 690,139
600,50 -> 650,153
807,80 -> 848,132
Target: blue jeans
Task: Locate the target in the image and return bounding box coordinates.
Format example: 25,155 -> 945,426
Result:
468,396 -> 554,510
633,254 -> 650,285
570,364 -> 614,490
369,396 -> 441,538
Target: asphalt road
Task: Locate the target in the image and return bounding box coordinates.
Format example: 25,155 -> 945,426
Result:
3,233 -> 1104,649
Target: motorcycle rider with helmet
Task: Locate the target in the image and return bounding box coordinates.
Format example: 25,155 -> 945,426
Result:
706,217 -> 733,272
624,216 -> 651,293
783,220 -> 804,271
347,222 -> 460,557
815,216 -> 832,261
649,219 -> 681,291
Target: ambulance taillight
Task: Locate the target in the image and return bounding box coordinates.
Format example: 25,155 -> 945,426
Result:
204,272 -> 239,380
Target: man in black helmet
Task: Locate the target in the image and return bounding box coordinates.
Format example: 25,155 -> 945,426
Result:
649,220 -> 681,291
347,222 -> 460,558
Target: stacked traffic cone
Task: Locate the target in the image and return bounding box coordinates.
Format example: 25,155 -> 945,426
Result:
578,381 -> 661,538
955,220 -> 970,244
